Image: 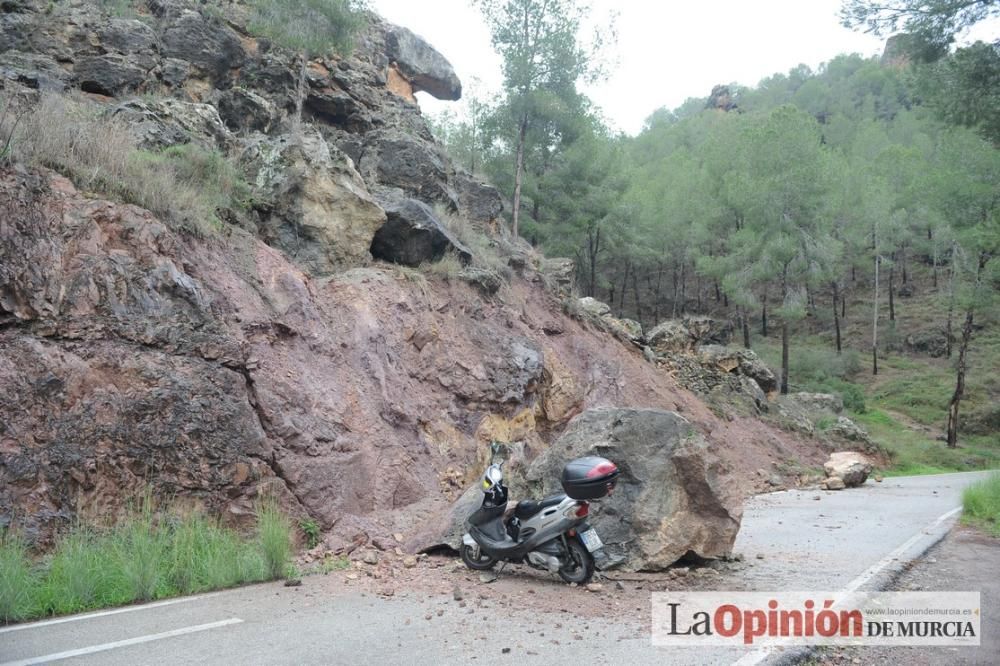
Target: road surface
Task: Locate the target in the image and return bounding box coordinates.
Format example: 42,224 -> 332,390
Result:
1,471 -> 993,666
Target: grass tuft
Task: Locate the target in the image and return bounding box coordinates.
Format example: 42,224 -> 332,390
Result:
0,94 -> 251,236
963,473 -> 1000,536
257,497 -> 293,581
0,531 -> 37,623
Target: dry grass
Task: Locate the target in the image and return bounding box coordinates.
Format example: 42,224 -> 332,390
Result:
433,204 -> 514,283
1,94 -> 249,236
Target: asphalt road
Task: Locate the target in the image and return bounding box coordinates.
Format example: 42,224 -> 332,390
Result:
1,471 -> 992,666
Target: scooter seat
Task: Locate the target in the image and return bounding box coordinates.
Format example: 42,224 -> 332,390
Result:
514,494 -> 566,519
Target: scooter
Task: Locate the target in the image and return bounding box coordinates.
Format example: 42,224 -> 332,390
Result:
460,451 -> 619,585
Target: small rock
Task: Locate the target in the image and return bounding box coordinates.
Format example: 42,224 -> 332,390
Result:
756,553 -> 765,560
453,585 -> 464,601
586,583 -> 603,593
346,573 -> 359,580
403,555 -> 418,568
363,551 -> 379,565
479,572 -> 497,584
284,578 -> 302,587
875,475 -> 884,482
813,495 -> 822,500
826,477 -> 847,491
394,533 -> 404,542
615,581 -> 626,591
501,647 -> 511,654
377,587 -> 395,597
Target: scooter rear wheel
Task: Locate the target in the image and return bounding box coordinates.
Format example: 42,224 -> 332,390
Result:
558,538 -> 594,585
461,543 -> 498,570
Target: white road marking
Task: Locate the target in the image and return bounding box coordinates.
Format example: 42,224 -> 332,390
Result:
0,618 -> 243,666
731,505 -> 963,666
0,592 -> 223,634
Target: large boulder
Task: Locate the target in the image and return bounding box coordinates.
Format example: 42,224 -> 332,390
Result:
0,51 -> 70,91
823,451 -> 874,488
905,329 -> 950,358
370,196 -> 471,267
698,345 -> 777,394
647,316 -> 733,354
540,258 -> 575,296
160,10 -> 245,83
453,170 -> 502,225
111,98 -> 233,151
525,408 -> 742,570
384,24 -> 462,101
577,297 -> 611,318
360,130 -> 456,207
244,130 -> 387,275
75,54 -> 149,97
215,87 -> 278,134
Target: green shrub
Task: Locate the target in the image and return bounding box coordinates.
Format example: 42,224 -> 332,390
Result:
963,473 -> 1000,536
0,531 -> 36,622
299,518 -> 321,550
257,497 -> 293,580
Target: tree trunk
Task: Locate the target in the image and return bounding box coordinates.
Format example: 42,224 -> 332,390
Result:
780,265 -> 790,394
833,281 -> 842,354
671,265 -> 678,318
741,306 -> 751,349
901,246 -> 908,285
872,253 -> 880,376
679,263 -> 686,315
618,260 -> 630,317
946,246 -> 956,358
632,272 -> 642,324
946,252 -> 990,448
781,321 -> 790,394
653,263 -> 663,323
888,259 -> 895,322
714,280 -> 721,302
587,226 -> 600,298
761,296 -> 768,337
510,112 -> 528,238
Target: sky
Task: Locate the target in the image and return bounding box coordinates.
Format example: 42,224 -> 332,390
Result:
370,0 -> 890,135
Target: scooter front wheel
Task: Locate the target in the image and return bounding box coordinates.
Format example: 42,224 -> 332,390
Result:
461,543 -> 498,570
558,537 -> 595,585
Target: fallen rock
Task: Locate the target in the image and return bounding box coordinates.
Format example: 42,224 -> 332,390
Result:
452,585 -> 464,601
823,477 -> 847,491
824,452 -> 873,488
647,316 -> 733,353
524,408 -> 742,570
586,583 -> 603,593
828,416 -> 875,448
790,392 -> 844,415
362,550 -> 379,565
577,297 -> 611,317
402,555 -> 418,568
698,345 -> 778,394
370,196 -> 471,266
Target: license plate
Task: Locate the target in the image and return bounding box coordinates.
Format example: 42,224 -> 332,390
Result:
579,528 -> 603,552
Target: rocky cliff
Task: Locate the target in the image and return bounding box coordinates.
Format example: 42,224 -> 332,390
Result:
1,0 -> 828,559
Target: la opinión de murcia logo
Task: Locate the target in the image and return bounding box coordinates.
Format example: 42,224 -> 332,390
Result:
652,591 -> 981,647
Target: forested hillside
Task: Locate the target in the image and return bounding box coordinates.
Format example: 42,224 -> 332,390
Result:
431,0 -> 999,466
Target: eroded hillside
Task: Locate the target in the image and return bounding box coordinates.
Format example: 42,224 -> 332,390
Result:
1,0 -> 836,552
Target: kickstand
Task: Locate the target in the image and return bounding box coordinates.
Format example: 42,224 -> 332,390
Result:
481,561 -> 507,584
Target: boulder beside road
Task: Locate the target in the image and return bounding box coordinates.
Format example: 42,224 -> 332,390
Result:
823,451 -> 874,488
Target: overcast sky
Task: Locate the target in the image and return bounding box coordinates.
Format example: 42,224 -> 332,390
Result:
370,0 -> 895,134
